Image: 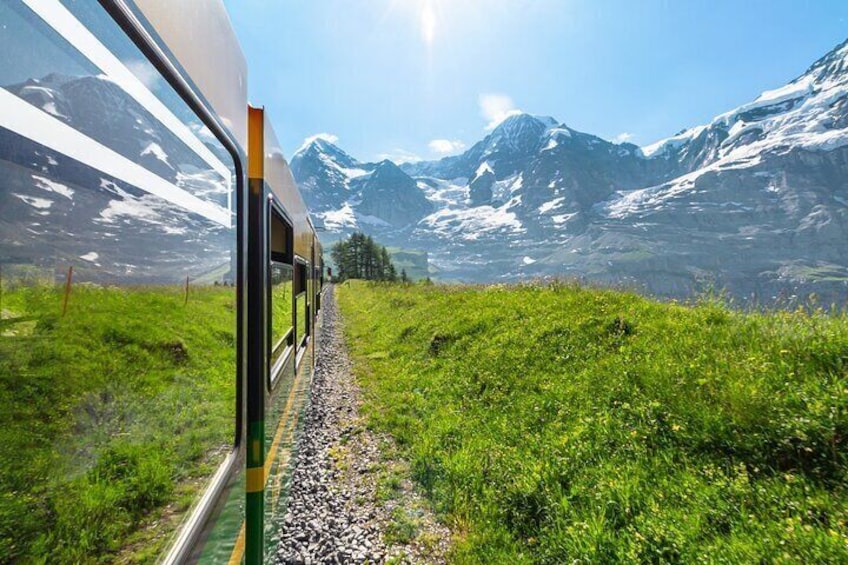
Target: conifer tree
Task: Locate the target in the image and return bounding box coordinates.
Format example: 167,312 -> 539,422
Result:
329,231 -> 400,282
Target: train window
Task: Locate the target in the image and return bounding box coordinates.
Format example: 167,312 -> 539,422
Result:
0,1 -> 237,562
270,208 -> 293,373
294,260 -> 309,349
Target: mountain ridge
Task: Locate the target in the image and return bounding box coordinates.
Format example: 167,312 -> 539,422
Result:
293,39 -> 848,304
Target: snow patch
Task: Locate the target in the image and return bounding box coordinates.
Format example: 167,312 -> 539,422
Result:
320,203 -> 357,230
421,202 -> 524,241
141,142 -> 171,166
475,161 -> 494,177
538,197 -> 565,214
339,166 -> 370,179
640,126 -> 707,158
551,213 -> 577,225
13,194 -> 53,210
98,179 -> 164,224
32,175 -> 74,199
542,127 -> 572,151
317,202 -> 392,231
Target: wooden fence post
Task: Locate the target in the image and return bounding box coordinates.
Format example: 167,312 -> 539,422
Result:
184,275 -> 190,306
62,266 -> 73,317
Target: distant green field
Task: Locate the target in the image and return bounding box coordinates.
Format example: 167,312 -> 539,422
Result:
386,248 -> 431,281
338,281 -> 848,564
0,283 -> 236,564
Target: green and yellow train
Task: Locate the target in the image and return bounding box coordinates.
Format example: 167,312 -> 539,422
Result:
0,0 -> 322,563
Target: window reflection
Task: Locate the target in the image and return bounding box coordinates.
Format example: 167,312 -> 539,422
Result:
0,0 -> 236,561
271,261 -> 293,367
270,207 -> 294,370
295,261 -> 308,349
0,0 -> 232,215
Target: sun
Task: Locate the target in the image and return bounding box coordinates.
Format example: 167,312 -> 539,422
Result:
385,0 -> 445,48
420,0 -> 437,46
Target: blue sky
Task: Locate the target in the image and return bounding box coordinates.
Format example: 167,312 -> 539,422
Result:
222,0 -> 848,163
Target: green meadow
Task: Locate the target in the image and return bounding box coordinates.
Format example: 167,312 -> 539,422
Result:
338,281 -> 848,564
0,283 -> 236,564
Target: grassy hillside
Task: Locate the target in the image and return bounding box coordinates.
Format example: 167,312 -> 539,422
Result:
337,281 -> 848,564
0,283 -> 236,564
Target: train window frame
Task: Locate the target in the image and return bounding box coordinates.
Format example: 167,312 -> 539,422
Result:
37,2 -> 249,564
268,197 -> 294,390
294,257 -> 310,355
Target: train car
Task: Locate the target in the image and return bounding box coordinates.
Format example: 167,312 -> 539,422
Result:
0,0 -> 322,563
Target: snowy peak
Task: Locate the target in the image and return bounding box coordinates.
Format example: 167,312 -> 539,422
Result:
639,37 -> 848,170
289,136 -> 371,213
491,113 -> 557,137
367,159 -> 411,183
800,38 -> 848,85
486,113 -> 558,152
291,138 -> 434,229
293,136 -> 359,169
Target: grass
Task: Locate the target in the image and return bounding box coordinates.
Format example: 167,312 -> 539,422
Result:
337,280 -> 848,564
0,282 -> 236,564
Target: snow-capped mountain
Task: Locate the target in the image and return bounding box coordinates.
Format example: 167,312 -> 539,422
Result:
291,143 -> 433,230
294,38 -> 848,303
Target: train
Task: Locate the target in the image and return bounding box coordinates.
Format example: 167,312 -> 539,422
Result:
0,0 -> 322,563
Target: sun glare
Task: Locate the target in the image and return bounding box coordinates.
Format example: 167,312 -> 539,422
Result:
421,1 -> 437,46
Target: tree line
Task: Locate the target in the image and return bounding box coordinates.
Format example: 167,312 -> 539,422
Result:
330,232 -> 408,282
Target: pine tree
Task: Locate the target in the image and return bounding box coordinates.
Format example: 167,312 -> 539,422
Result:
329,232 -> 400,283
380,248 -> 392,280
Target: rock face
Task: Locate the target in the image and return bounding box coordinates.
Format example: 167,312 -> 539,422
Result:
355,161 -> 433,226
294,39 -> 848,304
467,163 -> 496,207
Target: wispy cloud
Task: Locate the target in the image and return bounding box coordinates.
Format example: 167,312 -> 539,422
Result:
428,139 -> 466,155
377,148 -> 422,164
480,93 -> 522,130
297,132 -> 339,153
612,132 -> 634,144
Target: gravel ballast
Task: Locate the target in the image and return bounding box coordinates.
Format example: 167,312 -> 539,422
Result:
275,287 -> 450,565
